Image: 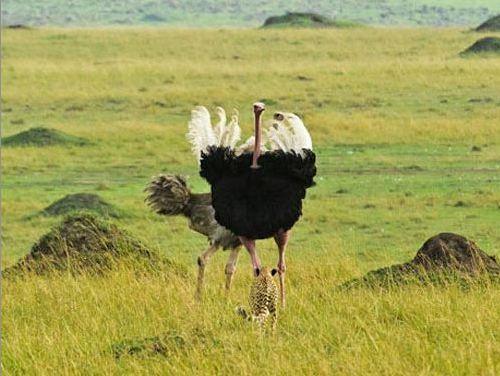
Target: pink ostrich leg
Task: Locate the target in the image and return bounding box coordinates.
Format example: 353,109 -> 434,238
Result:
239,237 -> 262,276
274,229 -> 291,307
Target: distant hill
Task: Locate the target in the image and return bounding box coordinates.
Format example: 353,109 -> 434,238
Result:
475,14 -> 500,31
262,12 -> 362,28
2,0 -> 500,27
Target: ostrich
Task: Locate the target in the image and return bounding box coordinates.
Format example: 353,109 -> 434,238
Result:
189,103 -> 316,306
145,174 -> 241,300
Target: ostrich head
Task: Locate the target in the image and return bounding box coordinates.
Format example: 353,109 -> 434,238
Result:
253,102 -> 265,115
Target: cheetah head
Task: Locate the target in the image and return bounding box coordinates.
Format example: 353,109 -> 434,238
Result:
256,266 -> 278,277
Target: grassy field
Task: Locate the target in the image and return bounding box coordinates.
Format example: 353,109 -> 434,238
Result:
2,27 -> 500,374
2,0 -> 500,27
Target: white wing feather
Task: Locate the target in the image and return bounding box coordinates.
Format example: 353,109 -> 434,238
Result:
266,123 -> 293,152
187,106 -> 312,161
235,135 -> 268,155
266,112 -> 312,155
287,113 -> 312,151
214,107 -> 227,141
222,109 -> 241,148
187,106 -> 217,159
187,106 -> 242,161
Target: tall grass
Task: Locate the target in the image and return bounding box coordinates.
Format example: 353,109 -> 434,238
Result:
2,27 -> 500,374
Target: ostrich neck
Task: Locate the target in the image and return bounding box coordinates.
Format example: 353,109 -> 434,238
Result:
251,112 -> 262,168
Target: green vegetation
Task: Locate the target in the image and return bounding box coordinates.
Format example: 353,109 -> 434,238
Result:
461,36 -> 500,56
41,193 -> 122,218
2,127 -> 90,147
262,12 -> 361,29
2,27 -> 500,374
475,14 -> 500,31
2,0 -> 500,27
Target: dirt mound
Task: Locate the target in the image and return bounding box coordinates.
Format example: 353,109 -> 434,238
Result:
2,127 -> 90,147
461,37 -> 500,55
2,213 -> 181,277
343,233 -> 499,288
262,12 -> 359,28
42,193 -> 121,218
475,14 -> 500,31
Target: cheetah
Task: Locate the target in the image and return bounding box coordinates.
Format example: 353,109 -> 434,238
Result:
237,267 -> 279,332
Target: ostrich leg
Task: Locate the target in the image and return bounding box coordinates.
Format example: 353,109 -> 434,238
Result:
224,247 -> 241,291
196,244 -> 219,301
274,229 -> 291,307
239,237 -> 262,276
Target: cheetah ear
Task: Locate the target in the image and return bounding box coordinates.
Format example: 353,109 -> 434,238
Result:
271,268 -> 278,276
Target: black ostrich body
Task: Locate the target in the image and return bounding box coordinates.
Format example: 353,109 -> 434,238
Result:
200,146 -> 316,239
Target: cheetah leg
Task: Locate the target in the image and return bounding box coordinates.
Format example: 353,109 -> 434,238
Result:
270,310 -> 277,333
274,229 -> 291,308
225,246 -> 241,291
256,310 -> 269,331
195,244 -> 219,301
239,237 -> 261,276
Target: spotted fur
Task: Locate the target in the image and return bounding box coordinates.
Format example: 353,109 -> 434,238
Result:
237,267 -> 278,332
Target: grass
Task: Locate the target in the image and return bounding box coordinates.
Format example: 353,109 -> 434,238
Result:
2,27 -> 500,374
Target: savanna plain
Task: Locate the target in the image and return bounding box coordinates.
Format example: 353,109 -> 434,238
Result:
2,27 -> 500,375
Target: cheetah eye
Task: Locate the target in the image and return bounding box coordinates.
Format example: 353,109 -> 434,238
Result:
255,268 -> 261,277
271,268 -> 278,276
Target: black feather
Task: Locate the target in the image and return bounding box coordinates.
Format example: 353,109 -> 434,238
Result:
200,146 -> 316,239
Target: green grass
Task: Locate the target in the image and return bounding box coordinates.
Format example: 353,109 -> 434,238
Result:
2,27 -> 500,375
